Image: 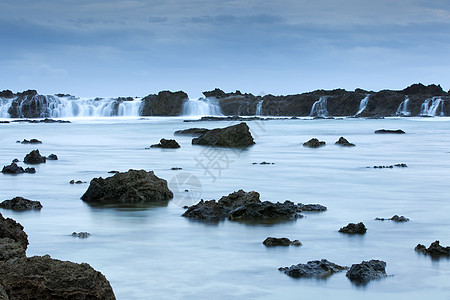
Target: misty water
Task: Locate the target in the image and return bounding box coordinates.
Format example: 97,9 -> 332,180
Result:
1,116 -> 450,299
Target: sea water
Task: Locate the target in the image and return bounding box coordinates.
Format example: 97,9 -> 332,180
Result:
1,117 -> 450,299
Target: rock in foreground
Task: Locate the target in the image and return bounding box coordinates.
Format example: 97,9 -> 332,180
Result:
279,259 -> 348,279
346,260 -> 387,284
263,237 -> 301,247
303,138 -> 325,148
339,222 -> 367,234
192,122 -> 255,147
0,197 -> 42,210
415,240 -> 450,257
23,149 -> 46,164
81,169 -> 173,205
150,138 -> 180,149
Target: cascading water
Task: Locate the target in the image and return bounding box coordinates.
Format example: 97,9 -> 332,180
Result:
396,96 -> 411,116
256,100 -> 264,116
310,96 -> 328,117
420,97 -> 444,116
355,94 -> 370,116
182,97 -> 222,116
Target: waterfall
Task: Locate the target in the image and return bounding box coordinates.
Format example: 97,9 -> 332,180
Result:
396,96 -> 410,116
0,97 -> 15,117
420,97 -> 444,116
310,96 -> 328,117
355,95 -> 370,116
256,100 -> 264,116
182,97 -> 222,116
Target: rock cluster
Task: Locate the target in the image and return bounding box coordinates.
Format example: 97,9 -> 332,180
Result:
18,139 -> 42,144
372,163 -> 407,169
1,163 -> 35,174
192,122 -> 255,147
415,240 -> 450,257
374,129 -> 406,134
375,215 -> 409,222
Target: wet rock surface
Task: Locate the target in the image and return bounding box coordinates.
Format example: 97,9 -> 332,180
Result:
335,137 -> 355,146
374,129 -> 406,134
303,138 -> 326,148
346,260 -> 387,283
339,222 -> 367,234
192,122 -> 255,147
415,240 -> 450,257
376,215 -> 409,222
0,197 -> 42,210
149,138 -> 181,149
263,237 -> 301,247
23,149 -> 46,164
174,128 -> 210,136
279,259 -> 348,279
81,169 -> 173,205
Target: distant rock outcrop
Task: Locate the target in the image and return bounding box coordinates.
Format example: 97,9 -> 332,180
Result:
192,122 -> 255,147
140,91 -> 188,116
149,138 -> 180,149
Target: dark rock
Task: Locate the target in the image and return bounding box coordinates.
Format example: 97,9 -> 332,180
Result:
70,180 -> 75,184
24,167 -> 35,174
375,215 -> 409,222
279,259 -> 348,279
0,237 -> 26,262
228,200 -> 303,222
23,149 -> 46,164
303,138 -> 325,148
372,163 -> 407,169
108,171 -> 119,174
20,139 -> 42,144
0,197 -> 42,210
0,90 -> 14,98
174,128 -> 210,136
0,120 -> 10,123
299,203 -> 327,212
81,169 -> 173,205
402,83 -> 446,96
0,255 -> 116,299
171,167 -> 182,170
339,222 -> 367,234
257,161 -> 275,165
335,137 -> 355,147
192,122 -> 255,147
374,129 -> 405,134
150,138 -> 180,149
415,240 -> 450,257
2,163 -> 25,174
70,180 -> 85,184
47,154 -> 58,160
346,260 -> 387,283
12,159 -> 19,163
140,91 -> 188,116
0,213 -> 28,250
72,232 -> 91,238
263,237 -> 301,247
202,88 -> 227,98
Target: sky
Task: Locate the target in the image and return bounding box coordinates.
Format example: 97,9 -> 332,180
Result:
1,0 -> 449,98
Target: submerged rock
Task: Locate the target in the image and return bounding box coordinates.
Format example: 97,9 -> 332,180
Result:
0,197 -> 42,210
374,129 -> 405,134
335,137 -> 355,147
298,203 -> 327,212
23,149 -> 46,164
228,201 -> 302,222
346,260 -> 387,283
263,237 -> 301,247
372,163 -> 407,169
81,169 -> 173,205
279,259 -> 348,279
415,240 -> 450,257
252,161 -> 275,165
192,122 -> 255,147
375,215 -> 409,222
47,154 -> 58,160
174,128 -> 209,136
339,222 -> 367,234
150,138 -> 181,149
303,138 -> 325,148
72,232 -> 91,238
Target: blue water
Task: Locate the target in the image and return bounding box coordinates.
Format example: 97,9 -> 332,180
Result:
1,116 -> 450,299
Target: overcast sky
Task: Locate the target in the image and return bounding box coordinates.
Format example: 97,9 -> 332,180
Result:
1,0 -> 449,98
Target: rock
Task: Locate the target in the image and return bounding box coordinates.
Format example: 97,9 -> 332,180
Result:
228,201 -> 303,222
415,240 -> 450,257
375,215 -> 409,222
2,163 -> 25,174
0,237 -> 26,262
0,213 -> 28,250
263,237 -> 301,247
24,167 -> 35,174
346,260 -> 387,283
335,137 -> 355,146
12,159 -> 19,163
252,161 -> 275,165
72,232 -> 91,238
23,149 -> 46,164
171,167 -> 182,170
298,203 -> 327,212
0,197 -> 42,210
374,129 -> 405,134
303,138 -> 325,148
10,119 -> 70,123
47,154 -> 58,160
0,255 -> 116,299
279,259 -> 348,279
339,222 -> 367,234
20,139 -> 42,144
174,128 -> 210,136
70,180 -> 85,184
81,169 -> 173,205
108,171 -> 119,174
0,90 -> 14,98
192,122 -> 255,147
140,90 -> 188,116
372,163 -> 407,169
150,138 -> 180,149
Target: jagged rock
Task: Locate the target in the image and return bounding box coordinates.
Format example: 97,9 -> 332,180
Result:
174,128 -> 210,136
415,240 -> 450,257
299,203 -> 327,212
375,215 -> 409,222
335,137 -> 355,147
374,129 -> 405,134
339,222 -> 367,234
0,255 -> 116,299
0,237 -> 26,262
279,259 -> 348,279
202,88 -> 227,98
346,260 -> 387,283
47,154 -> 58,160
402,83 -> 446,96
0,213 -> 28,251
81,169 -> 173,205
263,237 -> 301,247
72,232 -> 91,238
140,91 -> 188,116
0,197 -> 42,210
23,149 -> 46,164
0,90 -> 14,98
20,139 -> 42,144
303,138 -> 325,148
192,122 -> 255,147
228,201 -> 303,222
149,138 -> 180,149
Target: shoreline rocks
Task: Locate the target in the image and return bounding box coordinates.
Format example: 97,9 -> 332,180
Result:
263,237 -> 301,247
0,197 -> 42,210
303,138 -> 325,148
192,122 -> 255,147
339,222 -> 367,234
279,259 -> 348,279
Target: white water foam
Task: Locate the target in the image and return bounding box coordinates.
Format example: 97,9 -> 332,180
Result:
396,95 -> 411,116
420,97 -> 444,116
182,98 -> 222,116
355,94 -> 370,116
309,96 -> 328,117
